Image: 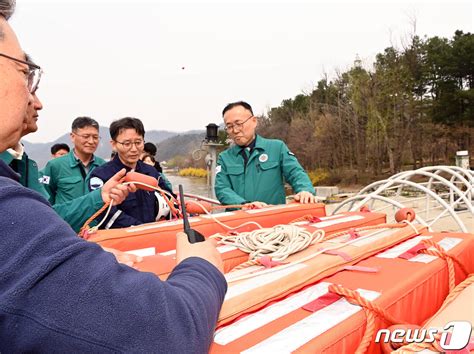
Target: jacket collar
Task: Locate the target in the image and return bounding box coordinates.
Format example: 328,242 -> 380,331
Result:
68,149 -> 98,168
231,135 -> 264,156
111,154 -> 145,172
0,150 -> 15,165
0,159 -> 20,182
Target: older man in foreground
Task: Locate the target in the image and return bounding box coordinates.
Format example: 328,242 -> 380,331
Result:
0,1 -> 226,352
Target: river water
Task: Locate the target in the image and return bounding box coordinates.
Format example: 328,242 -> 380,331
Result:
165,171 -> 212,197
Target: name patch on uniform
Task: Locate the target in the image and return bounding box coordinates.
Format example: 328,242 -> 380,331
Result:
39,175 -> 50,185
216,165 -> 222,174
288,151 -> 295,156
90,177 -> 104,190
259,154 -> 269,162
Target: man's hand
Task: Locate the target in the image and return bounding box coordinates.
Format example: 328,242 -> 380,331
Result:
242,201 -> 268,210
176,232 -> 223,273
101,168 -> 137,205
102,246 -> 143,268
294,191 -> 316,204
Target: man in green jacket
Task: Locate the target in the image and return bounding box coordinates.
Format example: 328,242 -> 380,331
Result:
0,89 -> 130,232
215,101 -> 316,207
41,116 -> 105,204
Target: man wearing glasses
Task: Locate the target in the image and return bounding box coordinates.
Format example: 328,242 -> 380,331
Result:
215,101 -> 316,208
0,70 -> 132,233
89,117 -> 175,228
41,116 -> 105,204
0,1 -> 226,351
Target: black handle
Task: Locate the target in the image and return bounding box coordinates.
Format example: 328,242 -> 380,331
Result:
179,184 -> 205,243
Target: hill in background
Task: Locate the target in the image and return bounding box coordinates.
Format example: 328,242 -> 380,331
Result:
155,132 -> 206,162
23,127 -> 204,169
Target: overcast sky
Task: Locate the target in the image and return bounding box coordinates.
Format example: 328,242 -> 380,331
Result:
11,0 -> 473,143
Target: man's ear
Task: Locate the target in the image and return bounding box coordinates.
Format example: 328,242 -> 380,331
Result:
251,115 -> 258,129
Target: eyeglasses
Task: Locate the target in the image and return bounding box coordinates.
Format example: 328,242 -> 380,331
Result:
0,52 -> 43,93
225,115 -> 254,132
115,140 -> 145,149
73,133 -> 101,142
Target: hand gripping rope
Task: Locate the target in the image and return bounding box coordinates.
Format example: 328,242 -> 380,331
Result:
79,173 -> 180,238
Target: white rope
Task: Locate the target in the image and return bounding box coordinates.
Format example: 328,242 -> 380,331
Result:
212,224 -> 325,261
401,219 -> 421,234
86,181 -> 264,233
185,200 -> 264,231
85,181 -> 176,234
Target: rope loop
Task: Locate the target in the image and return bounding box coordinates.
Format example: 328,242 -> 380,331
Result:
328,284 -> 406,354
214,224 -> 325,262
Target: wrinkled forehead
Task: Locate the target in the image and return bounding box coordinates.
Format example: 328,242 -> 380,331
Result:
116,127 -> 144,139
75,125 -> 99,134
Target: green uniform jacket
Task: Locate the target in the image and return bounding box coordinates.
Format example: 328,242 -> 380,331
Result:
160,172 -> 173,192
0,150 -> 105,233
41,150 -> 105,205
215,135 -> 315,205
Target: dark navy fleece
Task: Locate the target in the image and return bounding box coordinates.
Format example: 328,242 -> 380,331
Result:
89,156 -> 173,228
0,160 -> 227,353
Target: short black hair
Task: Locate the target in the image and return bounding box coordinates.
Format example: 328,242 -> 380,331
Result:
50,143 -> 70,155
109,117 -> 145,141
222,101 -> 254,117
71,116 -> 99,131
144,142 -> 157,156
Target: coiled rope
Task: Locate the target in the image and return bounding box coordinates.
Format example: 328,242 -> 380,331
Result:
213,224 -> 325,263
223,223 -> 423,283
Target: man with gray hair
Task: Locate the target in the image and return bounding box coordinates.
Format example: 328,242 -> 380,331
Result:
41,116 -> 106,204
0,1 -> 227,352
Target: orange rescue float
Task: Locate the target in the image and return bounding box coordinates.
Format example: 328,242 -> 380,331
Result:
88,203 -> 327,253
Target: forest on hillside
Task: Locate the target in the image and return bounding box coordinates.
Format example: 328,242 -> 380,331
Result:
255,30 -> 473,185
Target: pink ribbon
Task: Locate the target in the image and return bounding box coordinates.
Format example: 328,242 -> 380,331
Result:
303,291 -> 341,312
257,256 -> 286,269
398,243 -> 427,260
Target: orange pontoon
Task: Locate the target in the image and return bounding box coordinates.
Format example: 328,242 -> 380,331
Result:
135,211 -> 387,278
88,203 -> 326,253
209,231 -> 474,353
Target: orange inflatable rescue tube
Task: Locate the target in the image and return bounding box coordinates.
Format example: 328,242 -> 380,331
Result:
89,203 -> 327,252
123,171 -> 158,191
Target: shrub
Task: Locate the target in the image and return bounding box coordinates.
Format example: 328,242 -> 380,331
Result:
307,169 -> 330,185
179,168 -> 208,178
